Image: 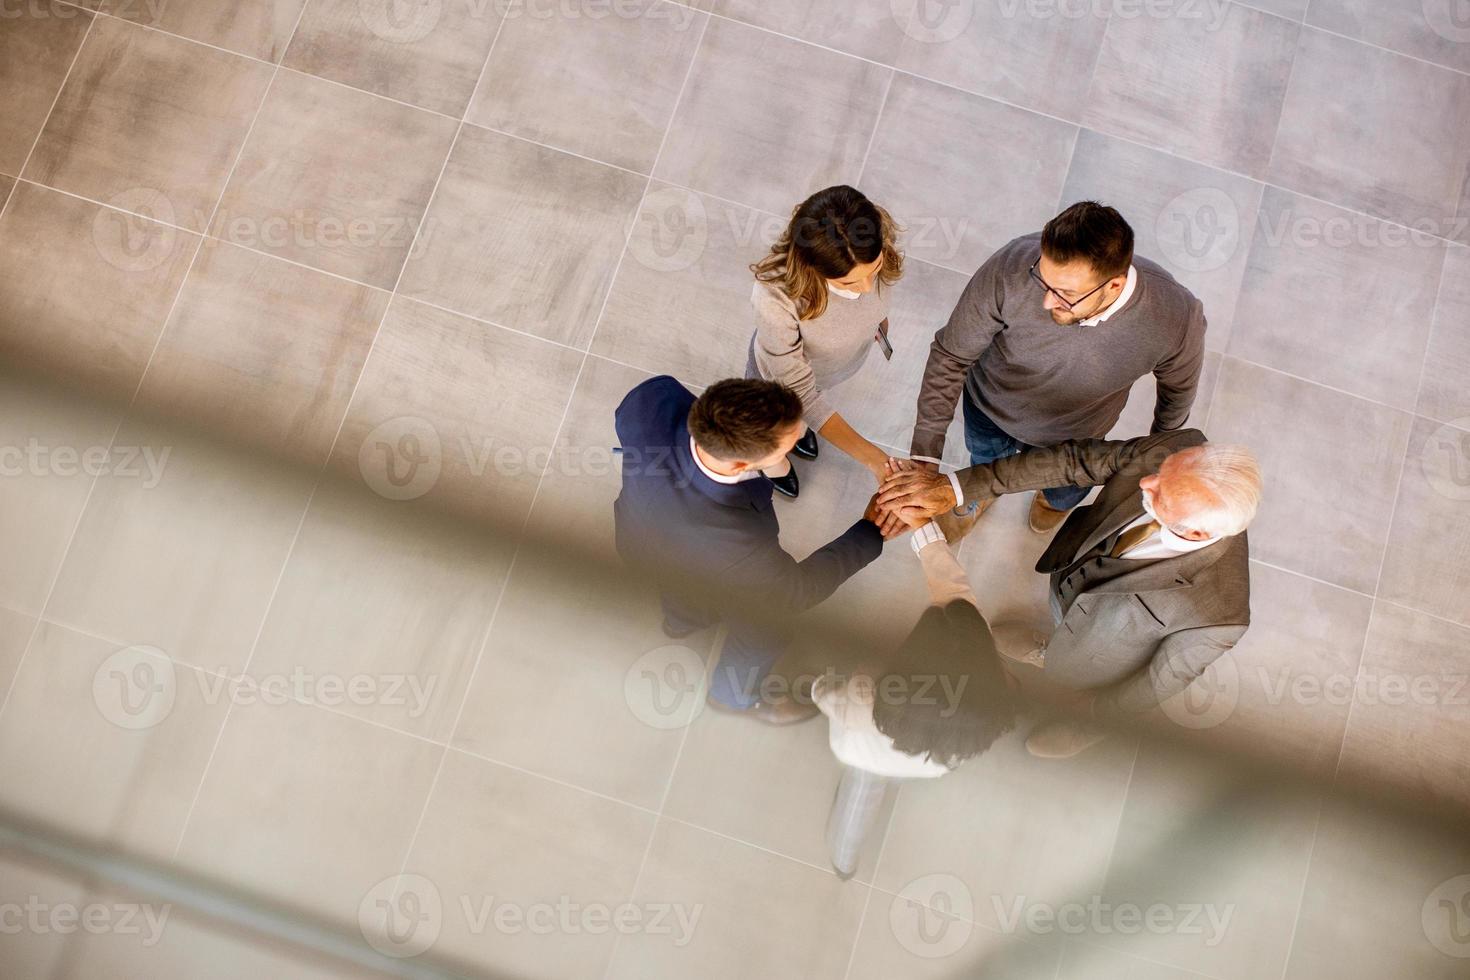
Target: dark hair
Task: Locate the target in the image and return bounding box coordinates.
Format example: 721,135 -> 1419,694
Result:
871,600 -> 1018,768
1041,201 -> 1134,280
688,379 -> 804,462
751,185 -> 904,321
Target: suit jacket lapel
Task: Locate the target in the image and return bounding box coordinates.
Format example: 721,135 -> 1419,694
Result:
1037,493 -> 1145,572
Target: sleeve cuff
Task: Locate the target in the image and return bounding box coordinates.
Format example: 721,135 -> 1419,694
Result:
910,522 -> 946,555
946,471 -> 964,509
910,455 -> 942,466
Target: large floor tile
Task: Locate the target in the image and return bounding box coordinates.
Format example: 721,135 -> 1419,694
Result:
100,0 -> 307,62
44,418 -> 316,676
654,16 -> 890,216
451,355 -> 703,810
0,607 -> 33,704
245,481 -> 514,742
175,695 -> 443,923
714,0 -> 909,64
326,296 -> 584,526
1336,602 -> 1470,811
593,183 -> 778,385
0,1 -> 92,176
1054,941 -> 1214,979
0,371 -> 122,616
25,17 -> 273,232
1207,357 -> 1412,593
0,174 -> 12,209
1240,0 -> 1309,19
605,818 -> 868,980
1269,27 -> 1470,244
1229,186 -> 1444,409
1151,562 -> 1371,779
1284,798 -> 1470,980
1061,129 -> 1265,352
828,256 -> 972,464
0,181 -> 199,402
874,727 -> 1138,935
387,751 -> 654,978
0,849 -> 91,980
1306,0 -> 1470,74
211,69 -> 458,288
1418,244 -> 1470,424
0,623 -> 231,861
1378,416 -> 1470,626
1095,741 -> 1319,979
283,0 -> 503,116
399,125 -> 646,347
893,0 -> 1108,121
135,241 -> 387,468
1083,3 -> 1298,178
863,73 -> 1077,272
466,0 -> 705,173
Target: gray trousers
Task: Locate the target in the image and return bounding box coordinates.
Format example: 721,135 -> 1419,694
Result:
826,765 -> 894,879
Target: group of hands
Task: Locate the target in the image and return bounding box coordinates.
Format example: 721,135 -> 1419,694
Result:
861,458 -> 962,540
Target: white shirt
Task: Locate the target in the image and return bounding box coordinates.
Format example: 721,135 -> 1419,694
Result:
689,436 -> 761,485
1113,510 -> 1220,560
812,674 -> 952,779
1078,264 -> 1137,326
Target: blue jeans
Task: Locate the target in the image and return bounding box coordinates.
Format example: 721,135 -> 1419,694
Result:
962,395 -> 1088,511
661,592 -> 785,709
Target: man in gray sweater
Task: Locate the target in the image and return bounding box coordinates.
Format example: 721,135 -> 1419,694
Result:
910,202 -> 1206,534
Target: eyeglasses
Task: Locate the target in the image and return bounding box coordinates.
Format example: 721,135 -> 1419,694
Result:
1028,259 -> 1110,313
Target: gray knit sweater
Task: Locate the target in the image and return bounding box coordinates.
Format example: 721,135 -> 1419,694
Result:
910,232 -> 1206,458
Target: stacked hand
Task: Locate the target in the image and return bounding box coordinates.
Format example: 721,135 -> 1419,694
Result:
874,458 -> 959,532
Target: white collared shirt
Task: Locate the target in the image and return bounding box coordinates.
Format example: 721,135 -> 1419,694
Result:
1078,264 -> 1137,326
689,436 -> 761,485
1113,510 -> 1220,560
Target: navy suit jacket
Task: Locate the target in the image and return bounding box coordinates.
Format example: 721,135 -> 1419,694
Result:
613,376 -> 882,625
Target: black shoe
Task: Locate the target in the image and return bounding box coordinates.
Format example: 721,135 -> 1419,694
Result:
661,618 -> 701,640
770,469 -> 800,499
792,429 -> 819,460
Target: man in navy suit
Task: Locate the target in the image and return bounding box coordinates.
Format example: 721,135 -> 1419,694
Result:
614,375 -> 889,724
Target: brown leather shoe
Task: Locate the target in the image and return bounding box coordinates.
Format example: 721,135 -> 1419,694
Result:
935,497 -> 992,544
704,681 -> 819,726
1027,492 -> 1070,534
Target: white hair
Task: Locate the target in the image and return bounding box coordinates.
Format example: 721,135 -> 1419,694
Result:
1173,444 -> 1262,538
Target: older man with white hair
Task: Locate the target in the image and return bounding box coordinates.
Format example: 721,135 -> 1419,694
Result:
877,429 -> 1261,758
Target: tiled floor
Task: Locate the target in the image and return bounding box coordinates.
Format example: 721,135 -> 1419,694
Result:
0,1 -> 1468,978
